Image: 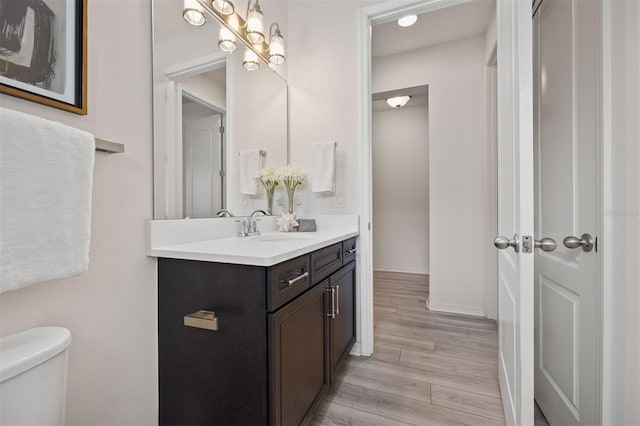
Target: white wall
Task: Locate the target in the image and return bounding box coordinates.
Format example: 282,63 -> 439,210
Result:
372,105 -> 430,274
0,1 -> 157,424
373,36 -> 495,316
602,1 -> 640,423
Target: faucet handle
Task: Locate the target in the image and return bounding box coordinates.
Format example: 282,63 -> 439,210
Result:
235,219 -> 249,237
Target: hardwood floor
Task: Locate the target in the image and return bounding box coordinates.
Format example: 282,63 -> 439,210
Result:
310,271 -> 506,426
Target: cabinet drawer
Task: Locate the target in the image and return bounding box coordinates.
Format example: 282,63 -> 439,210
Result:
310,242 -> 343,285
268,255 -> 311,311
342,238 -> 357,265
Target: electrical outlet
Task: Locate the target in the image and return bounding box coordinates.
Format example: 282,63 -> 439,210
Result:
334,194 -> 346,208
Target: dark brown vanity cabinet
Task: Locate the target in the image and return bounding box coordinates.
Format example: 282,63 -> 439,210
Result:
328,260 -> 356,378
158,238 -> 356,426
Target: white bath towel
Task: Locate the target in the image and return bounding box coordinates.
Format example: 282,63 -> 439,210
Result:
0,107 -> 95,293
239,149 -> 261,195
311,141 -> 336,193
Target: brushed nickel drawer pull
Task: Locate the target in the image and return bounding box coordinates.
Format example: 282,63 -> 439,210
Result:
345,248 -> 357,255
335,284 -> 340,315
184,310 -> 219,331
327,286 -> 336,319
282,271 -> 309,286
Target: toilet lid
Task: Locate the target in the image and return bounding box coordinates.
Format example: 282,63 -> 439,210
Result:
0,327 -> 72,382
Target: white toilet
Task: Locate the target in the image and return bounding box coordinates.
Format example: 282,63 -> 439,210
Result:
0,327 -> 72,425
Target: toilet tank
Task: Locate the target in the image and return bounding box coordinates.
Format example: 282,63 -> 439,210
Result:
0,327 -> 72,426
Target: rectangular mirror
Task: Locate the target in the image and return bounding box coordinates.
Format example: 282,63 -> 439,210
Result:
152,0 -> 288,219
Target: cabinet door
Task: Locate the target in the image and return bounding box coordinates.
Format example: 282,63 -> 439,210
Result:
158,259 -> 268,426
270,282 -> 330,426
328,261 -> 356,379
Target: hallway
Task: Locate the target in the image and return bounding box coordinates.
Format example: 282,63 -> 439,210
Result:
311,271 -> 506,425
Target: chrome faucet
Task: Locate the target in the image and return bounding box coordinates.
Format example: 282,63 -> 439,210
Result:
248,210 -> 268,235
216,209 -> 234,217
237,210 -> 268,237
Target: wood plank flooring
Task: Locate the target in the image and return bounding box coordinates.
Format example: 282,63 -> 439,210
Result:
310,271 -> 505,426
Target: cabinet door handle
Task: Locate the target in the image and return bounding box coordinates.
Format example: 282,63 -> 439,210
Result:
335,284 -> 340,315
184,310 -> 219,331
345,248 -> 357,255
282,271 -> 309,286
326,287 -> 336,319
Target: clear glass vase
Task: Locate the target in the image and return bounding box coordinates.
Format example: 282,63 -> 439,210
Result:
266,187 -> 275,215
286,185 -> 296,214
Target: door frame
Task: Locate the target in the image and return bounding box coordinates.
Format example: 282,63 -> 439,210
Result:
181,90 -> 227,217
356,0 -> 478,359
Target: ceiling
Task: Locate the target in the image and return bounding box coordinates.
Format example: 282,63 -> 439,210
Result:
372,0 -> 495,59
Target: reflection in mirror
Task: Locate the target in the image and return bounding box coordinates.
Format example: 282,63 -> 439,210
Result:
152,0 -> 288,219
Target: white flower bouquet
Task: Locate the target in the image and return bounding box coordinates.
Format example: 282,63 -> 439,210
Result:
277,165 -> 305,214
257,167 -> 279,214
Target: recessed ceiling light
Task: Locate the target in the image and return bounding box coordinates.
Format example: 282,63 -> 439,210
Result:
397,14 -> 418,27
386,96 -> 411,108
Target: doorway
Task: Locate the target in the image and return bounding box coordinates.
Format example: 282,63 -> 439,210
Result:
359,0 -> 533,424
371,85 -> 430,307
181,93 -> 226,218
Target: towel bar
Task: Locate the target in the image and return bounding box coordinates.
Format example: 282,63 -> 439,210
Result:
95,138 -> 124,154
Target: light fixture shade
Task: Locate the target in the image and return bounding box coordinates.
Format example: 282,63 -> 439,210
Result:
269,33 -> 285,65
243,48 -> 260,71
397,14 -> 418,27
386,96 -> 411,108
183,0 -> 206,26
246,6 -> 265,44
211,0 -> 234,15
218,26 -> 237,53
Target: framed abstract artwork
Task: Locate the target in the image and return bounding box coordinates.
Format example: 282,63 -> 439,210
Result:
0,0 -> 87,114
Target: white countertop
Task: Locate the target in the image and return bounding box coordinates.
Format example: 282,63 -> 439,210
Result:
146,215 -> 359,266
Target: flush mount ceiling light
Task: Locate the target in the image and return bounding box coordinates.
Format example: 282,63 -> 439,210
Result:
183,0 -> 285,71
386,95 -> 411,108
397,14 -> 418,27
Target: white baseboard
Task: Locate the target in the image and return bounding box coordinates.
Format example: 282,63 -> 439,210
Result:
428,302 -> 485,317
373,266 -> 430,275
349,342 -> 362,356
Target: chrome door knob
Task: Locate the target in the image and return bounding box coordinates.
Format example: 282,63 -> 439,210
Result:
563,233 -> 594,252
494,234 -> 519,252
534,237 -> 557,252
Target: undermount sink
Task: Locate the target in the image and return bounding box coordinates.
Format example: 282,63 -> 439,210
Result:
251,234 -> 315,243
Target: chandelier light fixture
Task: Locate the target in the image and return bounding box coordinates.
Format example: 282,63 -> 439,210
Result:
183,0 -> 286,72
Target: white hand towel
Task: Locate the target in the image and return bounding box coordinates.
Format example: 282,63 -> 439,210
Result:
0,107 -> 95,293
311,141 -> 336,193
239,149 -> 261,195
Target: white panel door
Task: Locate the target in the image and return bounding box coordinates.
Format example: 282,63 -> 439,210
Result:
495,1 -> 534,425
184,114 -> 223,218
533,1 -> 600,424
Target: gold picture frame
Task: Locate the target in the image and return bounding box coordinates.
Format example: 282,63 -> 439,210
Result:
0,0 -> 87,115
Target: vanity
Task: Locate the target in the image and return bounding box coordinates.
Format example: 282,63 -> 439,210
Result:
148,216 -> 359,425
